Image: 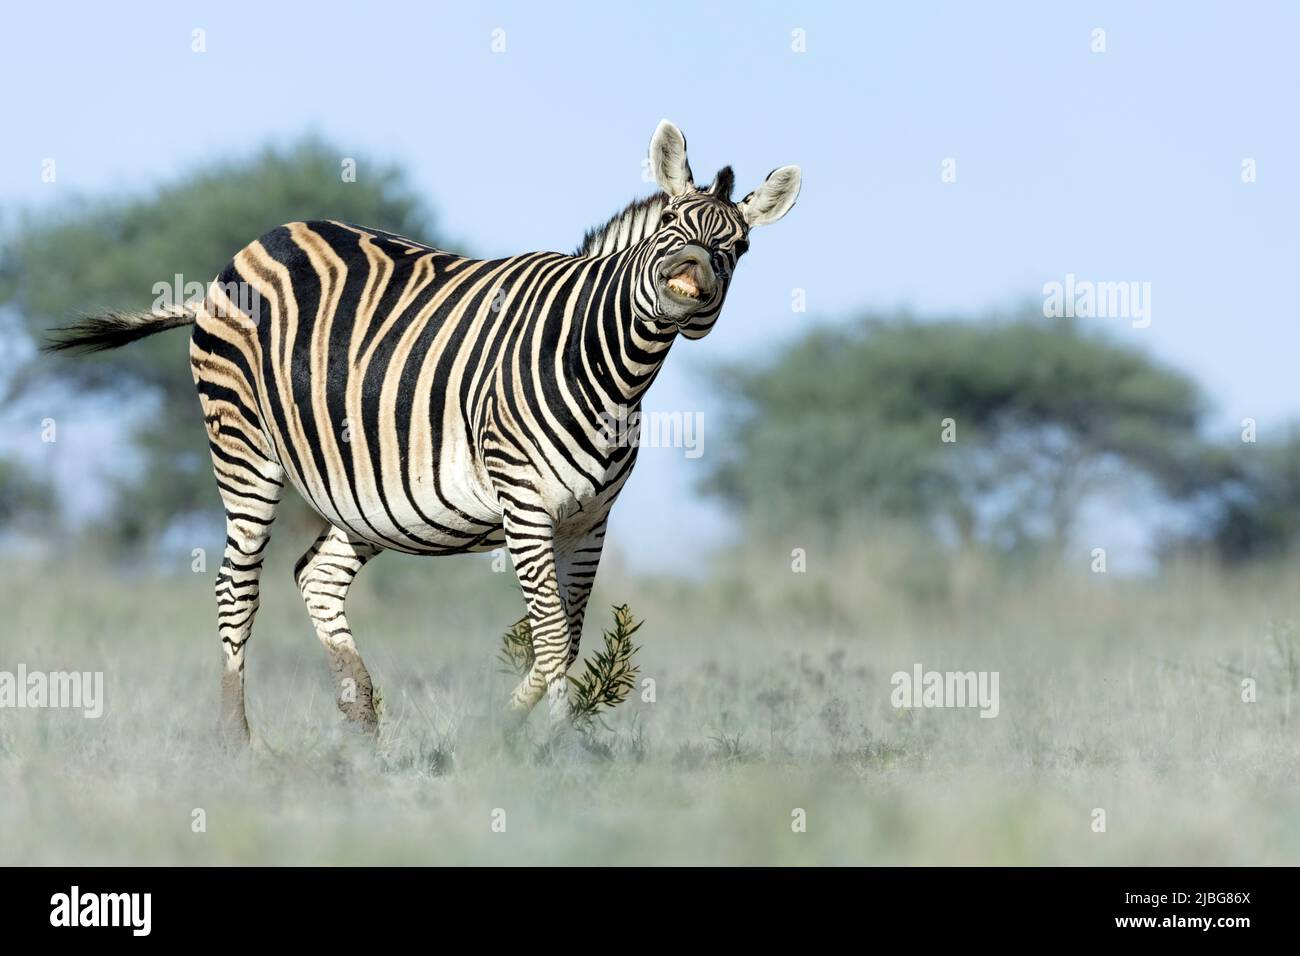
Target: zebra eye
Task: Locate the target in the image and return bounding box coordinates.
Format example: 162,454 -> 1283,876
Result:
660,211 -> 676,225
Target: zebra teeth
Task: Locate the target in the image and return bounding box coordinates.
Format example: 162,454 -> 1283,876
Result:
666,275 -> 700,299
665,263 -> 702,299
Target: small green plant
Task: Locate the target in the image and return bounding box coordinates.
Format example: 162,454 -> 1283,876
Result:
569,605 -> 642,724
497,616 -> 534,676
497,605 -> 643,724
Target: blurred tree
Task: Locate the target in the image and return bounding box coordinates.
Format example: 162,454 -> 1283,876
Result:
1185,429 -> 1300,563
0,138 -> 439,546
705,312 -> 1216,559
0,455 -> 55,532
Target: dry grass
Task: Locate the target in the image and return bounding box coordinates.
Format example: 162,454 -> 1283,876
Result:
2,538 -> 1300,865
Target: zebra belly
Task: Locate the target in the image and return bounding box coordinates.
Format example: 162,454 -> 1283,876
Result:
277,426 -> 505,554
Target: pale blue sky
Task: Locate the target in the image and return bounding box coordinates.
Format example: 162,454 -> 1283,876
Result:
3,2 -> 1298,567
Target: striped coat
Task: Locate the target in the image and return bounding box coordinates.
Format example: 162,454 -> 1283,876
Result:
50,121 -> 800,744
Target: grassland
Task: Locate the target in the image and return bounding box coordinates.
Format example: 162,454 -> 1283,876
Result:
3,539 -> 1300,865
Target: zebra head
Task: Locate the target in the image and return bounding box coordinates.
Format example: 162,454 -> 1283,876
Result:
644,120 -> 801,339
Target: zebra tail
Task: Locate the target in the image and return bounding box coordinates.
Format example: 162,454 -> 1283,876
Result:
42,305 -> 198,354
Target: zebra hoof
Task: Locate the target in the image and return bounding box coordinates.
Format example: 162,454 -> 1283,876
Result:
351,714 -> 380,737
217,715 -> 251,751
336,701 -> 379,736
545,682 -> 573,723
499,699 -> 537,748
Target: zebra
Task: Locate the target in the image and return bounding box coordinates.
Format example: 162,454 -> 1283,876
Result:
47,121 -> 801,746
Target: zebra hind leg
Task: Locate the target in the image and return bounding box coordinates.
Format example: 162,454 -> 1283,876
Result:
294,523 -> 383,733
214,473 -> 283,749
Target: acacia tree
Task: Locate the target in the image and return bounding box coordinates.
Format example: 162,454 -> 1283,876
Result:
0,138 -> 439,545
704,312 -> 1216,559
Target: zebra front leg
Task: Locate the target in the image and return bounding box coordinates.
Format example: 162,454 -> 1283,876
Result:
294,524 -> 383,733
558,519 -> 607,669
503,509 -> 571,722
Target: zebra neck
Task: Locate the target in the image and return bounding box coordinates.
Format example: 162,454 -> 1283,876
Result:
570,247 -> 676,409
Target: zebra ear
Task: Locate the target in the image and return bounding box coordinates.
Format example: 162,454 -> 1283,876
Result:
737,166 -> 802,227
649,120 -> 694,197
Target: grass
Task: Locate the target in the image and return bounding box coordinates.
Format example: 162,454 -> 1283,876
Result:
2,538 -> 1300,865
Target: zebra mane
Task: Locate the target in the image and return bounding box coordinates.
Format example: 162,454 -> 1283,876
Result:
574,167 -> 737,259
575,193 -> 668,258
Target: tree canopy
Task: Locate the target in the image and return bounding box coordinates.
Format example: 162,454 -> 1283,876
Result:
704,312 -> 1230,559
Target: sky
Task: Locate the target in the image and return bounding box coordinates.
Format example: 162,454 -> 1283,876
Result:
3,1 -> 1299,568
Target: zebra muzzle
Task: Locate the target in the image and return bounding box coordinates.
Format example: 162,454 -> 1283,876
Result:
659,246 -> 716,304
